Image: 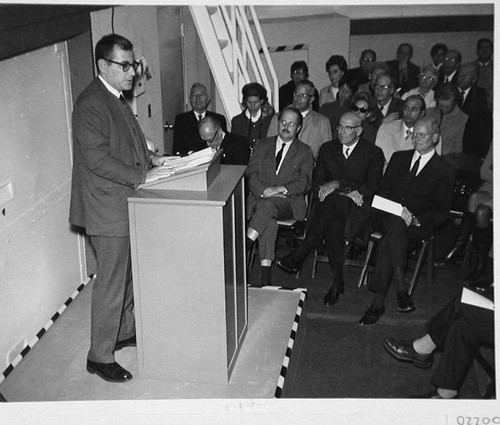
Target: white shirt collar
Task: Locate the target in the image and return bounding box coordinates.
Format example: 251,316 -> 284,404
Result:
98,75 -> 121,99
193,110 -> 206,120
343,139 -> 359,155
411,148 -> 435,175
245,108 -> 262,122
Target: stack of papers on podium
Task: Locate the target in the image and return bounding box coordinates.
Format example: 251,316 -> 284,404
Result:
161,147 -> 216,174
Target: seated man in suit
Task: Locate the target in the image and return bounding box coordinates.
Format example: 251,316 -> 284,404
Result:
276,112 -> 385,306
383,285 -> 494,399
386,43 -> 420,96
358,61 -> 390,94
198,116 -> 250,165
279,61 -> 319,112
172,83 -> 227,155
436,49 -> 462,89
359,116 -> 455,325
345,49 -> 377,86
246,107 -> 314,287
474,38 -> 493,110
268,79 -> 331,160
371,73 -> 404,126
375,95 -> 426,166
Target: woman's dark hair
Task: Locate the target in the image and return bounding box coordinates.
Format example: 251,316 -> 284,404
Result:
242,82 -> 268,104
325,55 -> 348,73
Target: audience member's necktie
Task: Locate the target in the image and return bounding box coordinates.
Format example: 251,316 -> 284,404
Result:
406,129 -> 413,139
409,155 -> 421,178
276,143 -> 286,170
198,114 -> 202,121
345,147 -> 350,159
120,95 -> 127,106
444,76 -> 449,84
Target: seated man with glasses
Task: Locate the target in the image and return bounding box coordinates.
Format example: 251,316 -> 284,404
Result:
401,65 -> 439,109
277,112 -> 384,306
358,116 -> 454,325
375,95 -> 426,167
198,115 -> 250,165
278,61 -> 319,112
246,107 -> 314,287
268,79 -> 331,160
436,49 -> 462,89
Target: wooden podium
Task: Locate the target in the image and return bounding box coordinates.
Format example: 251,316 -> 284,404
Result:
128,157 -> 248,384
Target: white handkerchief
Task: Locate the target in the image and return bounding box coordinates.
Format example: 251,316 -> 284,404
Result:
371,195 -> 404,216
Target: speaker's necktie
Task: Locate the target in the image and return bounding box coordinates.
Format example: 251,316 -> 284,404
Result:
410,155 -> 421,178
345,147 -> 350,159
276,143 -> 286,170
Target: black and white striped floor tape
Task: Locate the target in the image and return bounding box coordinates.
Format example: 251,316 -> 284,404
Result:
0,275 -> 94,386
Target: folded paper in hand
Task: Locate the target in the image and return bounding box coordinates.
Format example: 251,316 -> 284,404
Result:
461,287 -> 494,310
371,195 -> 404,216
161,147 -> 216,173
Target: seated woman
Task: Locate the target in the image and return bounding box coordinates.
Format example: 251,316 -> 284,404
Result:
349,91 -> 379,144
319,55 -> 348,107
401,65 -> 438,109
319,76 -> 359,135
435,144 -> 493,285
231,82 -> 274,150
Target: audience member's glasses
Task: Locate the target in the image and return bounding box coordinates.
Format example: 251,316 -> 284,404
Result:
375,84 -> 393,90
292,70 -> 306,75
412,132 -> 432,140
293,91 -> 312,99
105,59 -> 141,72
420,74 -> 436,80
279,120 -> 298,128
352,105 -> 369,113
337,124 -> 361,133
361,57 -> 374,62
443,57 -> 458,62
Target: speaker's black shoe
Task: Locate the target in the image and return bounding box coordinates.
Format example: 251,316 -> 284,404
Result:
383,336 -> 433,368
86,360 -> 133,383
114,335 -> 137,352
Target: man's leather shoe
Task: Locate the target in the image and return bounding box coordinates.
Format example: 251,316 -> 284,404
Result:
276,256 -> 300,274
397,291 -> 415,313
323,285 -> 344,306
410,390 -> 458,399
86,360 -> 133,382
383,336 -> 433,368
359,305 -> 385,325
114,335 -> 137,351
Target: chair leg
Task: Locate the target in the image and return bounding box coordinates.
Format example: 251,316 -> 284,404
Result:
427,236 -> 435,285
408,240 -> 428,296
357,240 -> 375,290
311,248 -> 318,278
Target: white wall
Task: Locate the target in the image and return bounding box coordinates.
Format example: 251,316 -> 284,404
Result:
0,43 -> 84,368
258,12 -> 350,96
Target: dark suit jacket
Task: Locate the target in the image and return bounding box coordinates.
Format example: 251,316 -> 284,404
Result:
279,80 -> 319,112
313,138 -> 385,201
460,85 -> 490,116
372,97 -> 405,127
219,132 -> 251,165
172,110 -> 227,155
246,136 -> 314,220
344,67 -> 370,85
436,71 -> 459,91
379,149 -> 455,231
231,111 -> 274,148
386,60 -> 420,95
69,78 -> 152,237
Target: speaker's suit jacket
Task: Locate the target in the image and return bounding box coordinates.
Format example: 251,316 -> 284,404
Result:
70,78 -> 153,237
386,59 -> 420,95
69,77 -> 156,363
246,136 -> 314,221
172,110 -> 227,156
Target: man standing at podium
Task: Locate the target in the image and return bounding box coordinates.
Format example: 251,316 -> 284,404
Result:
246,107 -> 314,287
69,34 -> 171,382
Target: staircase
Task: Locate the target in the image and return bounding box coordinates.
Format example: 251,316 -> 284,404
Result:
189,5 -> 278,121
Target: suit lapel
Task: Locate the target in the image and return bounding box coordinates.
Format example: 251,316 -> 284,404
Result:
277,138 -> 297,175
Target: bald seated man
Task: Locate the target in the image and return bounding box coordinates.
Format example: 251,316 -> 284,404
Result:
277,112 -> 385,306
198,115 -> 250,165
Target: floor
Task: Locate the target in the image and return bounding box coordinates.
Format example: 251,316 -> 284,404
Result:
0,223 -> 492,403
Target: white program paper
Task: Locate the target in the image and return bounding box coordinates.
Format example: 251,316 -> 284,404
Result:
371,195 -> 404,216
461,287 -> 494,311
